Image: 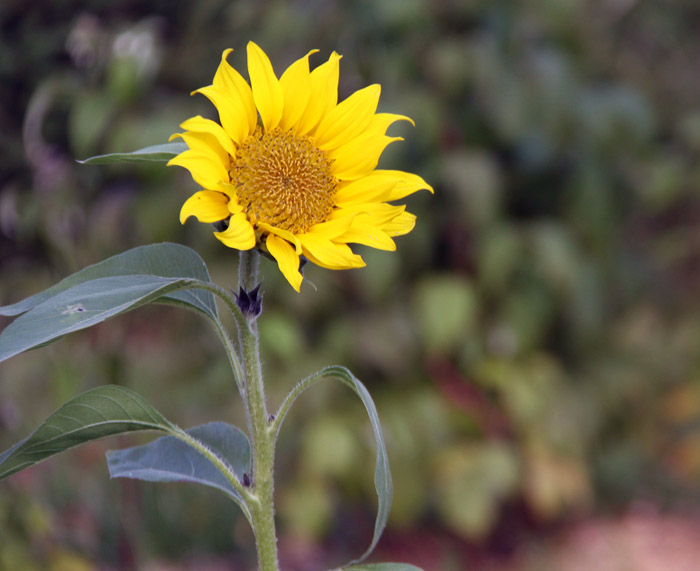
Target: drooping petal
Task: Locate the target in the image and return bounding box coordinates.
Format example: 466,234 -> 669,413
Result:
299,234 -> 365,269
214,212 -> 256,250
180,115 -> 236,156
180,191 -> 230,224
314,84 -> 381,151
295,52 -> 341,136
266,234 -> 303,291
330,135 -> 402,181
213,49 -> 258,134
247,41 -> 284,132
193,85 -> 251,146
168,150 -> 229,190
279,50 -> 318,131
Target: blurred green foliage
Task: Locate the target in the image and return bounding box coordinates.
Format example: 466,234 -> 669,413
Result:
2,0 -> 700,569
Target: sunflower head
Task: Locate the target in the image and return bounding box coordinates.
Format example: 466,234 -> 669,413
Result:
169,42 -> 432,291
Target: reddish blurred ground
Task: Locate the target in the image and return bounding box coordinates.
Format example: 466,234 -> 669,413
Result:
371,509 -> 700,571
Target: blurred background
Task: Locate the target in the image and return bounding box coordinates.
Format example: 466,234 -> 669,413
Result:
2,0 -> 700,569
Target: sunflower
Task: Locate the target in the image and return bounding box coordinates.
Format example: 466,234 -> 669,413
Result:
169,42 -> 432,291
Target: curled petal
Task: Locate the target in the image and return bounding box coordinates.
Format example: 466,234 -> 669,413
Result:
214,213 -> 256,250
168,150 -> 229,190
266,234 -> 303,291
179,115 -> 236,156
180,191 -> 230,224
170,130 -> 230,168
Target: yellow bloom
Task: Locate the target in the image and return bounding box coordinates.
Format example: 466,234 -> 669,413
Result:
169,42 -> 432,291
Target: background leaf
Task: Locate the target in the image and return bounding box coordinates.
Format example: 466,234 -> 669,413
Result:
0,274 -> 203,363
0,385 -> 174,480
343,564 -> 424,571
0,243 -> 217,319
77,141 -> 188,164
107,422 -> 251,508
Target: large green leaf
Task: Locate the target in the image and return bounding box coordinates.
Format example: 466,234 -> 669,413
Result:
275,365 -> 393,566
0,385 -> 174,479
0,243 -> 217,319
107,422 -> 251,512
77,141 -> 187,164
0,274 -> 203,363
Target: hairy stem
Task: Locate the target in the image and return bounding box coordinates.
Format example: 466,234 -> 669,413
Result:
237,250 -> 279,571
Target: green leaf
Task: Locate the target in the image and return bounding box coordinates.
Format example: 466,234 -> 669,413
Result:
0,385 -> 174,480
343,564 -> 424,571
77,141 -> 187,164
276,365 -> 393,566
0,274 -> 202,363
0,243 -> 217,319
107,422 -> 251,508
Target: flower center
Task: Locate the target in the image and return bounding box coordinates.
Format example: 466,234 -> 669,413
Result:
231,127 -> 337,234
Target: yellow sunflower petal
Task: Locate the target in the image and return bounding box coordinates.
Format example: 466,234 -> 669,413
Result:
295,52 -> 341,136
299,234 -> 365,269
279,50 -> 318,131
335,202 -> 406,221
314,84 -> 381,151
168,150 -> 229,190
194,85 -> 251,146
366,113 -> 415,137
383,210 -> 417,237
380,170 -> 434,200
180,191 -> 230,224
226,195 -> 244,215
170,130 -> 229,167
213,49 -> 258,134
304,214 -> 356,239
258,222 -> 302,253
266,234 -> 303,291
335,214 -> 397,251
335,171 -> 399,206
179,115 -> 236,156
330,135 -> 402,181
214,212 -> 256,250
247,42 -> 284,132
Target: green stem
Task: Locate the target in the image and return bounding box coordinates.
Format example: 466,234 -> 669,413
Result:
237,250 -> 279,571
